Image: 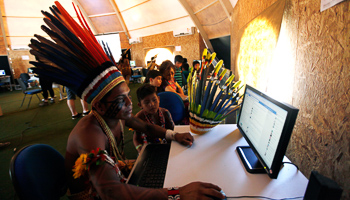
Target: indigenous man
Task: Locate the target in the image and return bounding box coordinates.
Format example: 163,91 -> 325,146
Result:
29,3 -> 225,200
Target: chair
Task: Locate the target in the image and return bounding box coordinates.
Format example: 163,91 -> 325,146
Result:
130,69 -> 142,83
9,144 -> 67,200
158,92 -> 186,124
20,73 -> 35,86
17,78 -> 42,108
142,68 -> 149,77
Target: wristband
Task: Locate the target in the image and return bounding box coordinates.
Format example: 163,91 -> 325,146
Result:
168,187 -> 180,200
166,130 -> 177,141
135,144 -> 142,150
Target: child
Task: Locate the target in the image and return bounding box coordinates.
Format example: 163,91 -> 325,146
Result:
145,70 -> 162,93
133,84 -> 175,153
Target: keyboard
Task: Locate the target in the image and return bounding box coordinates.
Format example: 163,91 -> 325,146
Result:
127,143 -> 171,188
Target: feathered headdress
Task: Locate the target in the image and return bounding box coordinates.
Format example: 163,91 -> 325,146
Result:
28,1 -> 124,104
187,49 -> 243,134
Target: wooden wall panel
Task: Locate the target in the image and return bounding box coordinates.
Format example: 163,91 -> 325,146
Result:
231,0 -> 350,198
0,38 -> 6,55
119,32 -> 130,50
130,28 -> 203,68
290,1 -> 349,199
8,50 -> 35,79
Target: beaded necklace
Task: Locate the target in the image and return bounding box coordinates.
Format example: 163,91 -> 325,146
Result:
92,110 -> 126,162
142,109 -> 166,144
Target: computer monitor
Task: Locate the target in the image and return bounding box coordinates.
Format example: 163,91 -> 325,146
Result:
130,60 -> 136,67
0,70 -> 5,76
236,84 -> 299,179
28,68 -> 33,74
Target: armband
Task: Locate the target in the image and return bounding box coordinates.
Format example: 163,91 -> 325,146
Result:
72,148 -> 110,179
168,187 -> 180,200
166,130 -> 177,141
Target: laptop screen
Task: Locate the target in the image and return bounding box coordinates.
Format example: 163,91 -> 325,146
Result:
0,70 -> 5,76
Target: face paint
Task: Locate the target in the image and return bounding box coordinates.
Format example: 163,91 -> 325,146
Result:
105,97 -> 125,118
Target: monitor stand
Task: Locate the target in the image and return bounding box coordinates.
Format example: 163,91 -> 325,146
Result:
236,146 -> 266,174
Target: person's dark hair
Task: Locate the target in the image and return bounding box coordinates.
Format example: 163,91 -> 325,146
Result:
136,83 -> 156,103
159,60 -> 175,75
183,58 -> 188,64
145,70 -> 162,83
193,60 -> 200,67
182,63 -> 189,71
174,55 -> 184,63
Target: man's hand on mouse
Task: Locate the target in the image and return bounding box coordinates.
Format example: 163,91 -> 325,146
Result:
179,181 -> 225,200
174,132 -> 194,147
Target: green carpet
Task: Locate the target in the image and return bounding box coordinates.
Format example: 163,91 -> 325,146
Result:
0,83 -> 142,199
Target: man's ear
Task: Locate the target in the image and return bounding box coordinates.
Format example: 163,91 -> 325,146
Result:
149,78 -> 154,83
137,102 -> 142,108
93,101 -> 106,115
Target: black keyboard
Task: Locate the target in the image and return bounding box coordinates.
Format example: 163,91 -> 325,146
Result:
128,143 -> 171,188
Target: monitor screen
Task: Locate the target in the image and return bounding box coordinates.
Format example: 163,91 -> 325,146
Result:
130,60 -> 136,67
0,70 -> 5,76
237,84 -> 299,179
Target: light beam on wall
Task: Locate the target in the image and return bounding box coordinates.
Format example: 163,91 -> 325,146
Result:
237,18 -> 278,92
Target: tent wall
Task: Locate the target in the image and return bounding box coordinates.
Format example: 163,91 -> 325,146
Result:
231,0 -> 349,199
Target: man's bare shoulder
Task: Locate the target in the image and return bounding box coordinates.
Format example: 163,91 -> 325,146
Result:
67,114 -> 106,154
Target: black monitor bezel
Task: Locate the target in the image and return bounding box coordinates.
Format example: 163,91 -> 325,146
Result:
237,84 -> 299,179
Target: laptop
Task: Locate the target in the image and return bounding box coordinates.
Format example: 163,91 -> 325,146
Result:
0,70 -> 5,76
126,143 -> 171,188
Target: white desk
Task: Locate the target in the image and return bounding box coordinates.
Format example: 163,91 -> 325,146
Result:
164,125 -> 308,199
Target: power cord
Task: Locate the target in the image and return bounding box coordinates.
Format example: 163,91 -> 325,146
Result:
13,108 -> 41,152
226,195 -> 304,200
282,161 -> 299,170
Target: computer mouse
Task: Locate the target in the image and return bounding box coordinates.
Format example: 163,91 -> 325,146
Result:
213,190 -> 227,200
220,190 -> 227,200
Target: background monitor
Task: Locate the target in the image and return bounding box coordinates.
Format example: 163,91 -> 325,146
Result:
0,70 -> 5,76
28,68 -> 33,74
236,84 -> 299,179
130,60 -> 136,67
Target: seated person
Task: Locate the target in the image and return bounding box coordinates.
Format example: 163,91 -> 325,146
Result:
30,9 -> 225,198
63,80 -> 223,199
144,70 -> 162,93
133,84 -> 174,153
159,60 -> 188,100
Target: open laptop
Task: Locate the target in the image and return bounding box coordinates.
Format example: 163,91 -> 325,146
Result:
126,143 -> 171,188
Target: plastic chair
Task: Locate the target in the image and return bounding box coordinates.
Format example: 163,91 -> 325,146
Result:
20,73 -> 35,86
17,78 -> 42,108
158,92 -> 185,124
131,69 -> 142,83
9,144 -> 67,200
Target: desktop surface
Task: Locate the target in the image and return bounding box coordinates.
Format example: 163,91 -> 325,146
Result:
164,125 -> 308,199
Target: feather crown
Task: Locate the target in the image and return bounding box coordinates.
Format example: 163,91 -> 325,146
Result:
29,1 -> 124,104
